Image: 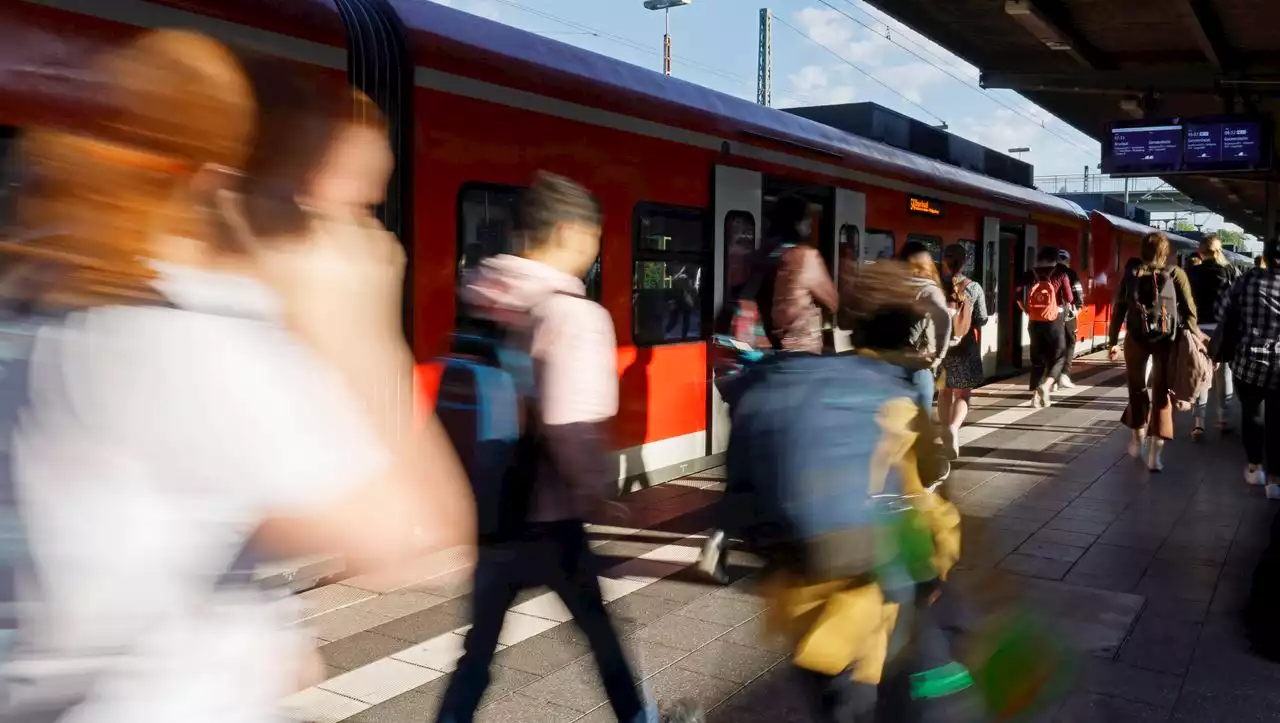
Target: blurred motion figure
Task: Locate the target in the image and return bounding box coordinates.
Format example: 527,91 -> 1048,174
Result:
0,30 -> 472,723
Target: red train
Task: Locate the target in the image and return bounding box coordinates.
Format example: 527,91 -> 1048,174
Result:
0,0 -> 1209,488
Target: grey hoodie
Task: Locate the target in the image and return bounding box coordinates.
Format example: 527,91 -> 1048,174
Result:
906,276 -> 952,361
461,254 -> 618,524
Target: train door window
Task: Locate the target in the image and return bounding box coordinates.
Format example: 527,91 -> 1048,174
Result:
864,229 -> 896,261
724,210 -> 756,301
456,183 -> 601,319
633,203 -> 707,346
838,224 -> 860,267
0,127 -> 19,231
955,239 -> 978,279
905,234 -> 943,262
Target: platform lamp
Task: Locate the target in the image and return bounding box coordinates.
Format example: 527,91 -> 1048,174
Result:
644,0 -> 692,76
1008,147 -> 1030,160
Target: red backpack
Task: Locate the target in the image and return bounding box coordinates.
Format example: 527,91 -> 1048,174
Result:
1025,270 -> 1060,323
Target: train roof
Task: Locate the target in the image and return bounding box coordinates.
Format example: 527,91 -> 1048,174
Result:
392,0 -> 1088,224
1093,212 -> 1197,253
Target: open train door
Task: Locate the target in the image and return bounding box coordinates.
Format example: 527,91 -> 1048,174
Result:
830,187 -> 866,352
980,217 -> 1002,378
1020,225 -> 1038,367
709,165 -> 762,456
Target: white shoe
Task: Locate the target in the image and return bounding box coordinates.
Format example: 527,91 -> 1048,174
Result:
1128,431 -> 1146,459
946,436 -> 961,460
1057,375 -> 1076,390
1039,383 -> 1054,408
1246,465 -> 1266,486
1032,388 -> 1045,409
1145,439 -> 1164,472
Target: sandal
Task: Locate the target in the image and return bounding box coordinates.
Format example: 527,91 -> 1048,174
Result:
1191,426 -> 1206,442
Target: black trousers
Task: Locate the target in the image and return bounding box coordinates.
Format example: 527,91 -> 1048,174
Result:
1028,319 -> 1066,390
1062,316 -> 1078,376
435,522 -> 645,723
1237,379 -> 1279,473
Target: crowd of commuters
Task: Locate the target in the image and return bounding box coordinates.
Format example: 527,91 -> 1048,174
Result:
2,20 -> 1279,723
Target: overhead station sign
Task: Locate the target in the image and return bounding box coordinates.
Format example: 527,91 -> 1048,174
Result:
1102,115 -> 1272,177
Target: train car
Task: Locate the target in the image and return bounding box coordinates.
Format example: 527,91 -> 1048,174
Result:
1086,211 -> 1199,352
3,0 -> 1093,489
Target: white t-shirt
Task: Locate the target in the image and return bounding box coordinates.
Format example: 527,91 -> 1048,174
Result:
9,263 -> 389,723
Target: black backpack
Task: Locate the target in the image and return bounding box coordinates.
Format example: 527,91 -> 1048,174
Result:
1128,267 -> 1180,343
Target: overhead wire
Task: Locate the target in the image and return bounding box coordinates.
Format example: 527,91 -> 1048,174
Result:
773,14 -> 948,125
816,0 -> 1098,154
480,0 -> 811,106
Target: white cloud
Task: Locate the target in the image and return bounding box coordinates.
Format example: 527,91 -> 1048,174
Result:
793,7 -> 892,68
787,64 -> 857,105
875,62 -> 946,104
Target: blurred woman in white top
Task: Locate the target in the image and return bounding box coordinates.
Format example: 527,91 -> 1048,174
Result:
0,30 -> 472,723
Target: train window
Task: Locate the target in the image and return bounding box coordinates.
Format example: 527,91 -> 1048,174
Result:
724,211 -> 756,300
633,203 -> 707,346
0,127 -> 19,231
455,183 -> 600,317
905,234 -> 943,261
956,239 -> 977,278
864,228 -> 896,261
838,224 -> 860,264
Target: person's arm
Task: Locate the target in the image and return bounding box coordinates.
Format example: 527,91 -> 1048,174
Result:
802,245 -> 840,314
1109,275 -> 1128,348
535,298 -> 620,520
1173,267 -> 1198,329
1058,273 -> 1074,308
1069,271 -> 1085,310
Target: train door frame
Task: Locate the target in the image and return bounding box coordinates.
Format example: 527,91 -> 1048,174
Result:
1020,225 -> 1038,368
997,223 -> 1027,374
831,187 -> 867,353
980,217 -> 1001,379
709,165 -> 762,456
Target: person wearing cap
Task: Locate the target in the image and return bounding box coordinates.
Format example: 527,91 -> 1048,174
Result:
1054,249 -> 1085,389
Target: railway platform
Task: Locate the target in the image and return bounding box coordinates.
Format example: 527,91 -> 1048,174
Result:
283,353 -> 1276,723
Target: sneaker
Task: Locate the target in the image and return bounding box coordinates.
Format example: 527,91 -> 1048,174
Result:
1032,388 -> 1045,409
662,700 -> 705,723
1040,384 -> 1054,408
1266,484 -> 1280,501
1246,465 -> 1266,486
1128,434 -> 1143,459
946,436 -> 961,461
1057,375 -> 1077,390
696,530 -> 730,585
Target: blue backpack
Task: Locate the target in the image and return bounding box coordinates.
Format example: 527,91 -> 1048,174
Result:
436,295 -> 571,537
726,353 -> 918,581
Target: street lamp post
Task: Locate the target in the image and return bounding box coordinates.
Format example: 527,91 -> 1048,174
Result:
643,0 -> 692,76
1008,146 -> 1030,160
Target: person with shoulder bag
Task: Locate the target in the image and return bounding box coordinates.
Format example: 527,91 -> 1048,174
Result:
1107,232 -> 1198,472
1186,233 -> 1239,439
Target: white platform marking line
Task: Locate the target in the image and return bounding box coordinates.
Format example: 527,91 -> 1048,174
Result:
284,369 -> 1127,720
959,366 -> 1126,447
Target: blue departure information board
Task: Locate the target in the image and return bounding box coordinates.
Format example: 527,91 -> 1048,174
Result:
1104,116 -> 1271,176
1183,120 -> 1264,170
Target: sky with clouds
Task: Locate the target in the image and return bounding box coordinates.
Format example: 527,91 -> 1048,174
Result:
431,0 -> 1238,231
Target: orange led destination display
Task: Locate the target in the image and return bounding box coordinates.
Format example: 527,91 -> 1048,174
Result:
908,195 -> 944,218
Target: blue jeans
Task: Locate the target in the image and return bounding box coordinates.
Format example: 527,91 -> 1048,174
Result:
1194,363 -> 1233,426
911,367 -> 936,414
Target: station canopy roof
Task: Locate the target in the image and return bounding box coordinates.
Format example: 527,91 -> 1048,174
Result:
861,0 -> 1280,235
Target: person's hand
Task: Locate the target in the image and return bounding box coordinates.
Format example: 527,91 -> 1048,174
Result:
1108,345 -> 1121,362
